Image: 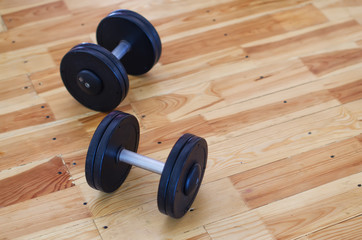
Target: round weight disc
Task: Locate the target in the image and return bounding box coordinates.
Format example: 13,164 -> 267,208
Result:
96,9 -> 162,75
157,134 -> 194,215
60,43 -> 128,112
90,111 -> 140,193
85,111 -> 123,189
79,43 -> 129,101
158,134 -> 208,218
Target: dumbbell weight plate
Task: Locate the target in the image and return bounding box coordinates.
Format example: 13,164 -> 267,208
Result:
97,9 -> 162,75
60,43 -> 128,112
85,111 -> 122,189
158,134 -> 208,218
80,43 -> 129,101
86,111 -> 140,193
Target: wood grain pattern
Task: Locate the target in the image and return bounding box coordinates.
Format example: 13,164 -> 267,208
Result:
230,136 -> 362,209
0,156 -> 73,207
0,74 -> 35,101
0,187 -> 91,239
161,4 -> 327,64
257,172 -> 362,240
0,46 -> 55,80
15,218 -> 102,240
94,178 -> 247,240
2,1 -> 70,29
0,121 -> 89,171
329,78 -> 362,104
301,48 -> 362,77
0,103 -> 55,133
307,214 -> 362,240
1,0 -> 362,239
244,20 -> 362,62
203,102 -> 362,184
205,210 -> 274,240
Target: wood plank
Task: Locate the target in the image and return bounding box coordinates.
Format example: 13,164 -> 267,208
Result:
129,46 -> 253,102
208,90 -> 335,135
205,210 -> 274,240
0,6 -> 111,52
203,101 -> 362,184
0,187 -> 91,239
138,115 -> 214,155
134,63 -> 351,132
40,88 -> 94,119
0,16 -> 7,32
307,214 -> 362,240
78,171 -> 161,218
315,0 -> 362,23
329,79 -> 362,104
39,88 -> 131,120
0,156 -> 73,208
131,82 -> 225,129
0,75 -> 46,115
0,74 -> 35,101
257,172 -> 362,240
0,46 -> 55,80
230,136 -> 362,209
29,68 -> 64,94
47,35 -> 93,66
77,105 -> 135,134
244,20 -> 362,62
322,63 -> 362,89
301,48 -> 362,77
0,103 -> 55,133
0,0 -> 58,15
62,149 -> 87,184
357,39 -> 362,47
93,178 -> 247,239
161,4 -> 327,64
15,218 -> 101,240
271,3 -> 327,32
0,120 -> 90,171
64,0 -> 233,20
2,1 -> 70,29
153,0 -> 310,38
211,59 -> 316,104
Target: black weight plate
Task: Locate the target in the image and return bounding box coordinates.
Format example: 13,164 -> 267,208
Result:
77,43 -> 129,101
108,9 -> 161,64
60,43 -> 127,112
93,111 -> 140,193
158,134 -> 208,218
97,9 -> 162,75
157,134 -> 194,215
85,111 -> 123,189
93,111 -> 139,192
165,135 -> 207,218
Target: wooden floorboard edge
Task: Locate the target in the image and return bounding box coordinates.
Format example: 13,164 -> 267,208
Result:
294,213 -> 362,240
162,1 -> 314,43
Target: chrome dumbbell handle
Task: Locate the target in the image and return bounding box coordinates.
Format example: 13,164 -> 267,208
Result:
118,148 -> 164,175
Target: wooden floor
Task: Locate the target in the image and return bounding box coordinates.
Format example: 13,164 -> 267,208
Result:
0,0 -> 362,239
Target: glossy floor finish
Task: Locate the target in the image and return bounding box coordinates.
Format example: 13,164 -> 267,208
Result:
0,0 -> 362,239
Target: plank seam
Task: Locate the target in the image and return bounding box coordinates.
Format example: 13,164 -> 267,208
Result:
162,1 -> 315,43
298,213 -> 362,240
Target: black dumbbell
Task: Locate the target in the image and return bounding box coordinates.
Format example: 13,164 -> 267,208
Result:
85,111 -> 208,218
60,10 -> 162,112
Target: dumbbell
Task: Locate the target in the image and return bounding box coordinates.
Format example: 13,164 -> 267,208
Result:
85,111 -> 208,218
60,10 -> 162,112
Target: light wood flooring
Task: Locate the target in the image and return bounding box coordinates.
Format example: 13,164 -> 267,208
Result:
0,0 -> 362,239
